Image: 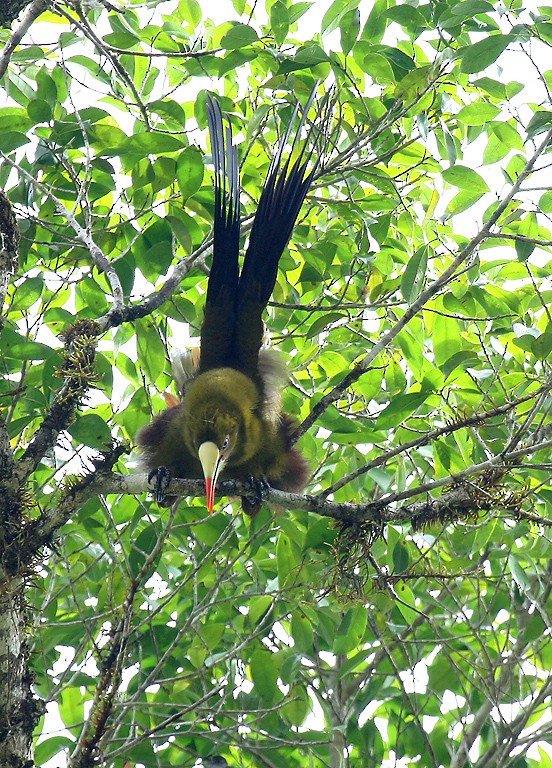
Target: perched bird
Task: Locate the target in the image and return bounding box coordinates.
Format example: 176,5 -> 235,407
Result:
137,87 -> 330,514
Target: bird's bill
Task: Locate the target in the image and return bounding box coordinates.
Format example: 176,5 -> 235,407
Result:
198,441 -> 223,513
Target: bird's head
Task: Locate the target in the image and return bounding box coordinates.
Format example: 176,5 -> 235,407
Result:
182,369 -> 261,513
195,412 -> 239,513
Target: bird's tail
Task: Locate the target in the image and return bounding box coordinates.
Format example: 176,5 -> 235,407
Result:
235,85 -> 334,372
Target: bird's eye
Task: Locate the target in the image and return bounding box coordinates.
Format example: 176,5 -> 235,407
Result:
222,435 -> 230,451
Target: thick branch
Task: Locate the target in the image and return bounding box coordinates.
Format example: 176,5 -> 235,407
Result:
22,437 -> 551,555
0,0 -> 49,52
0,190 -> 19,323
15,324 -> 99,483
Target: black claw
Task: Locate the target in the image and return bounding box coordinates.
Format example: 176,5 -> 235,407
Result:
245,475 -> 270,507
147,466 -> 172,504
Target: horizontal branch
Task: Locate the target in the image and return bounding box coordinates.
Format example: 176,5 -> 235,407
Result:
26,447 -> 550,548
325,380 -> 552,495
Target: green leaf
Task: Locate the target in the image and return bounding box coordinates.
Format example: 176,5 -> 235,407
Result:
291,611 -> 314,654
270,0 -> 290,47
460,34 -> 512,74
135,317 -> 168,385
282,685 -> 310,726
68,414 -> 112,449
333,606 -> 368,654
384,5 -> 427,31
531,326 -> 552,359
442,165 -> 489,192
221,23 -> 259,49
10,276 -> 43,311
490,122 -> 523,150
394,65 -> 433,101
539,190 -> 552,213
34,737 -> 73,765
340,7 -> 360,55
178,0 -> 202,25
250,649 -> 279,702
60,686 -> 84,730
149,98 -> 186,127
200,622 -> 225,650
508,554 -> 531,593
134,218 -> 174,280
75,277 -> 108,317
130,524 -> 161,578
360,52 -> 395,84
176,146 -> 204,199
456,102 -> 501,126
249,595 -> 273,625
376,391 -> 431,430
401,244 -> 428,304
277,532 -> 302,587
392,541 -> 410,574
432,307 -> 462,367
0,107 -> 33,133
322,0 -> 360,35
360,0 -> 388,43
450,0 -> 494,19
474,76 -> 508,99
124,133 -> 185,155
395,583 -> 418,624
0,131 -> 29,151
447,189 -> 485,215
279,43 -> 329,72
1,331 -> 55,361
526,110 -> 552,139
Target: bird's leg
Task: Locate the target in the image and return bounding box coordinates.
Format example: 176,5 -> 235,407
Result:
147,466 -> 172,504
242,475 -> 270,516
246,474 -> 270,504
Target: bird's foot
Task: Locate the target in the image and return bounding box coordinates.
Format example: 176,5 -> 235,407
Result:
242,475 -> 270,516
147,466 -> 172,505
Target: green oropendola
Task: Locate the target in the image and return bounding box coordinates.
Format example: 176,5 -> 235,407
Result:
137,87 -> 329,514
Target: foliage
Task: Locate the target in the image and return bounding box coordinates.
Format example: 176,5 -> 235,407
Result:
1,0 -> 552,767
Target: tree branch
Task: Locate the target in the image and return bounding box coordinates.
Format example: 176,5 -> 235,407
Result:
293,127 -> 552,442
324,380 -> 552,495
21,430 -> 552,558
0,153 -> 125,314
0,0 -> 50,75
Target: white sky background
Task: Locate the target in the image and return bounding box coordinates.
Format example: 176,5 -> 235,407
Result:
7,1 -> 551,766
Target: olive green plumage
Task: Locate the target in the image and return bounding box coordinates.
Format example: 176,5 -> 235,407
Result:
137,87 -> 330,513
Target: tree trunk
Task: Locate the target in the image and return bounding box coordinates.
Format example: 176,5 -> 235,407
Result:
0,0 -> 33,27
0,577 -> 41,768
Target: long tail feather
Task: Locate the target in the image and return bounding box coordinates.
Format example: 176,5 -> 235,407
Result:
235,85 -> 333,370
201,94 -> 241,371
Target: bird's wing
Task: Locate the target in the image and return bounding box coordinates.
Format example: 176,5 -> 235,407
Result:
200,94 -> 241,372
170,347 -> 200,397
257,346 -> 288,422
235,86 -> 330,374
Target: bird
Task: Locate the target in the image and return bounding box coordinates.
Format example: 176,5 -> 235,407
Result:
136,86 -> 330,514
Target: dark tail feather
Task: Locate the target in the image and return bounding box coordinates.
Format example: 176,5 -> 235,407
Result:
201,94 -> 242,371
235,86 -> 333,370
